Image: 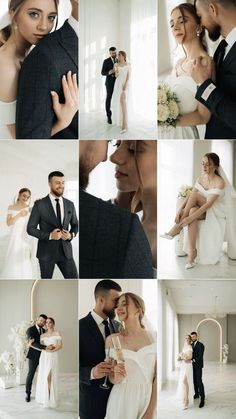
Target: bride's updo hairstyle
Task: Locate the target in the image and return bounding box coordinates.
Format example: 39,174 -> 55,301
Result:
0,0 -> 59,46
47,317 -> 55,325
17,187 -> 31,202
204,152 -> 221,177
119,51 -> 127,62
185,334 -> 192,343
120,292 -> 145,332
171,3 -> 207,52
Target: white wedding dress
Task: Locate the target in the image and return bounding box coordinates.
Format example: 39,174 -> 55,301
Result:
158,70 -> 199,139
1,209 -> 33,279
0,100 -> 16,139
177,344 -> 194,406
105,343 -> 156,419
111,64 -> 130,127
35,335 -> 62,408
183,181 -> 226,264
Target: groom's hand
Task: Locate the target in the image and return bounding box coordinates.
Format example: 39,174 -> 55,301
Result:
93,361 -> 113,379
61,229 -> 72,241
51,229 -> 62,240
191,56 -> 213,85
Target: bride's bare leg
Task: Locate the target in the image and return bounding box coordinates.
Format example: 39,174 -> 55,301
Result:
120,92 -> 128,130
182,191 -> 206,217
47,370 -> 52,398
187,207 -> 206,263
183,375 -> 189,407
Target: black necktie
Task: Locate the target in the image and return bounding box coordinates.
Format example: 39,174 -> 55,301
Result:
214,39 -> 228,69
102,320 -> 111,338
55,198 -> 62,228
39,327 -> 42,335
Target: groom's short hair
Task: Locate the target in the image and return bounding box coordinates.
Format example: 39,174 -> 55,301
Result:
94,280 -> 121,298
109,47 -> 116,52
191,331 -> 197,336
196,0 -> 236,7
48,171 -> 64,181
39,314 -> 47,320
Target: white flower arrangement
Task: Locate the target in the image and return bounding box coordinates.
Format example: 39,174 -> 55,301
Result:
8,320 -> 34,372
158,84 -> 180,128
178,184 -> 193,198
0,351 -> 15,374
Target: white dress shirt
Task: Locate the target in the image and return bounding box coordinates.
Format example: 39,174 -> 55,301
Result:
68,15 -> 79,38
224,26 -> 236,59
49,193 -> 64,224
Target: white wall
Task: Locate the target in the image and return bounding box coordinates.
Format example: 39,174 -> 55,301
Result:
0,280 -> 78,375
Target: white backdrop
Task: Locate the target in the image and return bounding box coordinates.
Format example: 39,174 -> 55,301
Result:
80,0 -> 157,120
0,141 -> 78,277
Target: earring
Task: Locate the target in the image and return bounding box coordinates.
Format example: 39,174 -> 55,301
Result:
197,31 -> 200,37
14,24 -> 18,30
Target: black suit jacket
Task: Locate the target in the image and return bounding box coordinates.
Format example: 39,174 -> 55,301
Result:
101,57 -> 116,86
79,312 -> 120,419
27,195 -> 78,261
79,188 -> 153,279
196,41 -> 236,139
16,21 -> 78,139
26,325 -> 46,362
192,341 -> 205,369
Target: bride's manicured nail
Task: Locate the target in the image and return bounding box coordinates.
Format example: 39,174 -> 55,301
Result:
63,75 -> 66,80
50,91 -> 55,96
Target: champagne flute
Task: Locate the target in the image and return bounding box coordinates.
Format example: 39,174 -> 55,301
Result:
99,347 -> 112,390
111,336 -> 126,383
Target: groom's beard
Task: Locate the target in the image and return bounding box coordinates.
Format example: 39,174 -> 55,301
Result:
103,308 -> 116,320
79,158 -> 90,190
208,24 -> 221,41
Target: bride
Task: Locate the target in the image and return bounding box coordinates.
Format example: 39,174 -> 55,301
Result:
105,293 -> 156,419
161,152 -> 226,268
110,140 -> 157,271
1,187 -> 33,279
177,335 -> 194,410
111,51 -> 130,134
158,3 -> 211,139
35,317 -> 62,408
0,0 -> 78,139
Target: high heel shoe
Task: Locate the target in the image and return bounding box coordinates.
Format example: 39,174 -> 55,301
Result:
185,249 -> 197,269
183,400 -> 189,410
160,233 -> 174,240
120,129 -> 127,134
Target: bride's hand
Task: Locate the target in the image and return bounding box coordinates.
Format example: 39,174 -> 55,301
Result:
51,71 -> 78,131
28,338 -> 34,347
175,210 -> 182,224
19,209 -> 29,217
114,363 -> 126,384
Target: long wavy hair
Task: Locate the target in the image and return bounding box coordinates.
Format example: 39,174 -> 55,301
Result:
119,293 -> 146,335
204,152 -> 221,177
0,0 -> 59,46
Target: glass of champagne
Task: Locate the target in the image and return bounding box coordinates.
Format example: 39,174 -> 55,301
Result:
99,347 -> 112,390
111,336 -> 126,383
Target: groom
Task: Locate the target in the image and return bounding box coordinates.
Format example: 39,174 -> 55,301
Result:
16,0 -> 79,139
191,332 -> 205,408
79,280 -> 122,419
192,0 -> 236,139
25,314 -> 54,402
101,47 -> 118,124
79,140 -> 153,279
27,171 -> 78,278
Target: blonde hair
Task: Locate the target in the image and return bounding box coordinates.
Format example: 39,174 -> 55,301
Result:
0,0 -> 59,46
120,292 -> 145,334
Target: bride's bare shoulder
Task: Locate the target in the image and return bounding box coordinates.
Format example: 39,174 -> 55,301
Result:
0,48 -> 18,102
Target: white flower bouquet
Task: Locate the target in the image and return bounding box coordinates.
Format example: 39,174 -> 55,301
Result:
178,184 -> 193,198
177,352 -> 189,362
158,84 -> 180,128
0,351 -> 15,374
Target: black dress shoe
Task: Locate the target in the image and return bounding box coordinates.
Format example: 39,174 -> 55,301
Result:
194,394 -> 199,399
25,393 -> 31,402
199,399 -> 205,408
107,116 -> 112,124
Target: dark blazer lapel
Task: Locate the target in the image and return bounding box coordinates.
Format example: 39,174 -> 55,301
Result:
59,21 -> 78,68
86,312 -> 105,347
45,195 -> 60,228
221,41 -> 236,69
